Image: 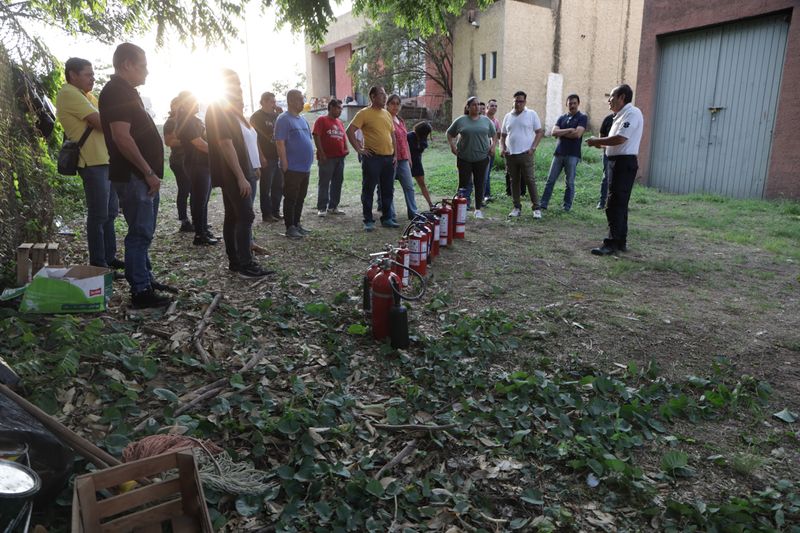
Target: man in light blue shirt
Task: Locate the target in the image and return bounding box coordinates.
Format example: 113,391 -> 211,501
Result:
275,89 -> 314,239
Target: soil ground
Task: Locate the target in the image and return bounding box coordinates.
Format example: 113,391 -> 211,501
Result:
12,137 -> 800,530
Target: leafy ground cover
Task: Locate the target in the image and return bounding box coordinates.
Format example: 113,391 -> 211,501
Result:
2,136 -> 799,531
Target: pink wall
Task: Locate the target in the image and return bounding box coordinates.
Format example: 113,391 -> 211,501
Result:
334,44 -> 353,99
636,0 -> 800,198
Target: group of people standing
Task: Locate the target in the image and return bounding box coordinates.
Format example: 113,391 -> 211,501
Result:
56,40 -> 642,309
442,85 -> 643,257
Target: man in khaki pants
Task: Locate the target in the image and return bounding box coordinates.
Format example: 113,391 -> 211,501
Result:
501,90 -> 544,219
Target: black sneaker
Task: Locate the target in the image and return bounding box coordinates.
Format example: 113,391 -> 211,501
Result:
237,262 -> 275,279
151,280 -> 179,293
179,220 -> 195,232
108,259 -> 125,270
131,288 -> 171,308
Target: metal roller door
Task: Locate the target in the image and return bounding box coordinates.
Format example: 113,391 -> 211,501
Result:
649,14 -> 789,198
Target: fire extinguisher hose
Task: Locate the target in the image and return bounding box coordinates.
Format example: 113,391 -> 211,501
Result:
387,259 -> 426,301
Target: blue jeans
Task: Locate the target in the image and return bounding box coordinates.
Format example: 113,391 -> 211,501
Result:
388,159 -> 418,220
113,176 -> 158,293
317,156 -> 345,211
540,154 -> 579,211
361,155 -> 395,224
258,159 -> 283,219
79,165 -> 118,268
598,153 -> 609,207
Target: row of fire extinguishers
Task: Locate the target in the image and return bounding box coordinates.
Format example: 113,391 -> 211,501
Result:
363,189 -> 470,349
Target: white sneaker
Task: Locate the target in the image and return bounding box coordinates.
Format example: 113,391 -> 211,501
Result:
533,209 -> 542,219
474,210 -> 484,219
317,210 -> 327,217
508,208 -> 521,218
327,208 -> 345,215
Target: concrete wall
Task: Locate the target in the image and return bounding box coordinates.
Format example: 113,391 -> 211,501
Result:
334,44 -> 353,99
635,0 -> 799,199
451,0 -> 642,130
306,49 -> 330,100
305,12 -> 367,101
556,0 -> 643,130
502,0 -> 554,122
452,1 -> 506,119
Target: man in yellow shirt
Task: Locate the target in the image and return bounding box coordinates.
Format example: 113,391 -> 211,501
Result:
55,57 -> 123,271
346,86 -> 397,231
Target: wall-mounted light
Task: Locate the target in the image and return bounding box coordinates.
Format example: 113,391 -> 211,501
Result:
468,9 -> 479,28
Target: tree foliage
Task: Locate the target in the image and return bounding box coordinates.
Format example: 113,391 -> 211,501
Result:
347,13 -> 453,99
352,0 -> 493,37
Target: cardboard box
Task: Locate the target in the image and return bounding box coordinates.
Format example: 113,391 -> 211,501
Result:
18,265 -> 112,313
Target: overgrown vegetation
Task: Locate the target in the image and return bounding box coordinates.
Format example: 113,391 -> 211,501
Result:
4,291 -> 798,531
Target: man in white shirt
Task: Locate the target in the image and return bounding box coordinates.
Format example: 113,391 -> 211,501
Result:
586,84 -> 644,255
501,91 -> 544,218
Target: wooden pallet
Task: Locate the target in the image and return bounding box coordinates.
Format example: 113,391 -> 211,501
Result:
71,449 -> 213,533
16,242 -> 63,285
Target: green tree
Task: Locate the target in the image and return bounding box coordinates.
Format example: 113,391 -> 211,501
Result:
347,13 -> 453,99
353,0 -> 493,37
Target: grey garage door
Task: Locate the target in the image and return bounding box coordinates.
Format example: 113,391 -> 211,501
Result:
649,14 -> 789,198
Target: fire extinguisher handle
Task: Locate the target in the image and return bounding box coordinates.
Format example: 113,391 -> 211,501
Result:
387,259 -> 427,301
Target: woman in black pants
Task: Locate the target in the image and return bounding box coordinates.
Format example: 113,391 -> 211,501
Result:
205,70 -> 273,279
176,93 -> 216,245
446,96 -> 497,219
163,92 -> 193,232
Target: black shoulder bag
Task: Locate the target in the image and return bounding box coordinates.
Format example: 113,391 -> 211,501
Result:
57,126 -> 93,175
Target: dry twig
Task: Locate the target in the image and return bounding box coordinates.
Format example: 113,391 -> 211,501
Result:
375,439 -> 417,479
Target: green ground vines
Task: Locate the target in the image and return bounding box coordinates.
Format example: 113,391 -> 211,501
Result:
3,290 -> 797,531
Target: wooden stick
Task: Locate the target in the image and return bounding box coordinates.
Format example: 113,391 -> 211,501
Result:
194,293 -> 222,340
375,439 -> 417,479
142,325 -> 172,340
192,293 -> 222,363
194,338 -> 211,364
372,423 -> 458,432
173,386 -> 225,417
0,383 -> 120,468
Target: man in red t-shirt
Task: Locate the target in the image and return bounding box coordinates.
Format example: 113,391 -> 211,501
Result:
312,99 -> 349,216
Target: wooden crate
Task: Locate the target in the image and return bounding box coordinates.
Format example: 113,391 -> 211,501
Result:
71,449 -> 213,533
16,242 -> 63,285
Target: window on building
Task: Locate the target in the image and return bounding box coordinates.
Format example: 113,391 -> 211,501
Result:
328,56 -> 336,97
491,51 -> 498,79
480,54 -> 487,81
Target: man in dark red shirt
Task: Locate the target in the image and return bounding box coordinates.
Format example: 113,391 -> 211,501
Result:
312,99 -> 349,216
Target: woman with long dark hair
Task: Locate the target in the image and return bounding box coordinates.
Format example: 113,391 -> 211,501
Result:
407,121 -> 434,209
176,93 -> 216,246
446,96 -> 497,219
163,91 -> 193,232
386,94 -> 418,220
205,69 -> 273,278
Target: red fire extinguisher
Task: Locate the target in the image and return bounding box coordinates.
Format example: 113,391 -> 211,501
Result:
369,257 -> 427,348
419,219 -> 433,266
454,189 -> 467,239
425,212 -> 440,258
437,203 -> 452,248
392,240 -> 410,288
405,224 -> 427,277
363,252 -> 387,314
